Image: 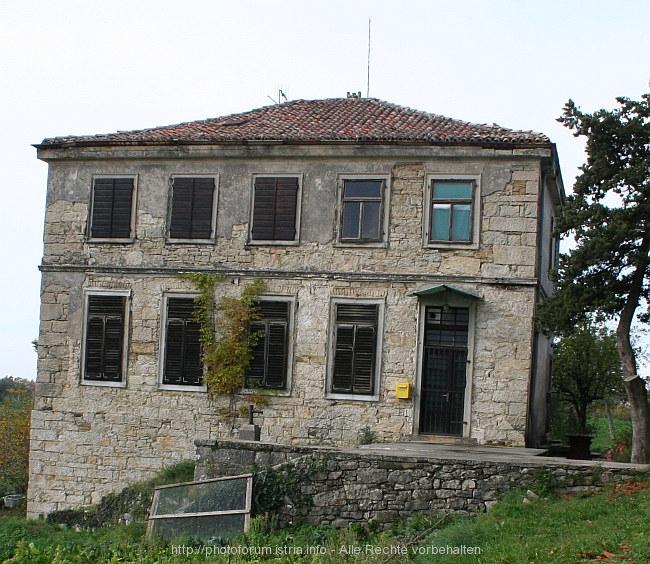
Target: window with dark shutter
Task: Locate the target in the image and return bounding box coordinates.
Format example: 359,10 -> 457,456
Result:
251,177 -> 299,241
245,301 -> 289,390
84,295 -> 126,382
331,303 -> 379,395
163,297 -> 203,386
169,177 -> 215,239
90,178 -> 134,239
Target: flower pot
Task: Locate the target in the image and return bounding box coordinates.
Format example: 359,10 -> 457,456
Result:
565,433 -> 595,460
3,494 -> 25,509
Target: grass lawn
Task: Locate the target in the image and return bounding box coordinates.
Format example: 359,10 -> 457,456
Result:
1,479 -> 648,563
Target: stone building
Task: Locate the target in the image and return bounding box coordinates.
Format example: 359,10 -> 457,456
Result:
28,96 -> 564,517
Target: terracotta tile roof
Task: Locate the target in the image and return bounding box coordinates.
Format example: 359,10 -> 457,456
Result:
38,97 -> 551,148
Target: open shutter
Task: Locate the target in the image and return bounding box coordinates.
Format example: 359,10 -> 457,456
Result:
91,178 -> 133,238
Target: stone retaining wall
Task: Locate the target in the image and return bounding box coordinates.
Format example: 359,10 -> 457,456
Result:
196,439 -> 646,528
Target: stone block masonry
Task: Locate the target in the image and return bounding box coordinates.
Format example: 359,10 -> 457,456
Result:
196,439 -> 647,528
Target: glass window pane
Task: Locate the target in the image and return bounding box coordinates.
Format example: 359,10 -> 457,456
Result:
452,204 -> 471,241
431,204 -> 451,241
345,181 -> 381,199
361,202 -> 381,240
342,202 -> 361,239
433,182 -> 473,199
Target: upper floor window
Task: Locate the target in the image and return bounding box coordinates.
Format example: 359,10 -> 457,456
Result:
245,300 -> 291,390
169,177 -> 216,240
89,177 -> 134,239
82,292 -> 129,385
250,176 -> 300,243
162,296 -> 203,387
428,180 -> 475,244
329,301 -> 382,399
340,180 -> 384,243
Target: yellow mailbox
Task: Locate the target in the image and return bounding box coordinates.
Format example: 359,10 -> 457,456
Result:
395,382 -> 410,399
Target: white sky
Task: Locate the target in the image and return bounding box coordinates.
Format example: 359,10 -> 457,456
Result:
1,0 -> 649,380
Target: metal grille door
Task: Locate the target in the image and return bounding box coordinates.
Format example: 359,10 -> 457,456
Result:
419,307 -> 469,436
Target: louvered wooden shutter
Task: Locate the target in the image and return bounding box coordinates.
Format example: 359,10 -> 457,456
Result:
332,304 -> 378,394
91,178 -> 134,238
84,295 -> 125,381
251,177 -> 298,241
246,301 -> 289,389
163,298 -> 203,386
170,178 -> 215,239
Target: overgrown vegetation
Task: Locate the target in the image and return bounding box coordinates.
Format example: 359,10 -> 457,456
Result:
181,275 -> 266,396
2,480 -> 649,563
0,378 -> 33,498
551,320 -> 623,433
44,461 -> 195,530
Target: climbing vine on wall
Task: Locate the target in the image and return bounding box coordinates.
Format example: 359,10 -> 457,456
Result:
181,274 -> 266,395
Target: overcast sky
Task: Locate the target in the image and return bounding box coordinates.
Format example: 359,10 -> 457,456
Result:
2,0 -> 649,381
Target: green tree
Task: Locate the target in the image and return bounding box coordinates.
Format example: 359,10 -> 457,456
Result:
552,321 -> 624,433
537,93 -> 650,463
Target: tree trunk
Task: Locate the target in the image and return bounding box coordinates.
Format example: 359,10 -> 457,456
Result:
603,398 -> 617,441
616,255 -> 650,463
624,375 -> 650,463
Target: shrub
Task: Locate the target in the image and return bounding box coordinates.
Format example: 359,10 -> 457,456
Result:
0,390 -> 33,496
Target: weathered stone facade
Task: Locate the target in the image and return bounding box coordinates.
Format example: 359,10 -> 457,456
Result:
28,99 -> 564,518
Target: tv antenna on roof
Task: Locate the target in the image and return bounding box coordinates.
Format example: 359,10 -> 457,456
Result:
267,89 -> 288,105
367,17 -> 371,98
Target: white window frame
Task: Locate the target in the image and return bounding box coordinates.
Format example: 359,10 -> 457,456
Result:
247,173 -> 303,246
87,174 -> 138,243
80,287 -> 131,388
335,174 -> 390,248
166,174 -> 219,244
158,293 -> 207,392
423,174 -> 481,250
326,297 -> 384,402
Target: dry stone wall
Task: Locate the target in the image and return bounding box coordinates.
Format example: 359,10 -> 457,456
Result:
196,440 -> 646,528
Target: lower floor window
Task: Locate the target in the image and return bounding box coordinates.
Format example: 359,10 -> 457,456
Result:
245,300 -> 290,390
331,302 -> 379,395
163,297 -> 203,386
84,294 -> 127,382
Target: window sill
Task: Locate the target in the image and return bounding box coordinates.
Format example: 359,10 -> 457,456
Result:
86,238 -> 135,244
334,241 -> 388,249
425,241 -> 479,251
166,239 -> 216,245
81,379 -> 126,388
239,387 -> 290,397
326,392 -> 379,402
246,240 -> 300,247
159,384 -> 208,393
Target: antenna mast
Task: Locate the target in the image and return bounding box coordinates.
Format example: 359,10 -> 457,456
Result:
366,17 -> 371,98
